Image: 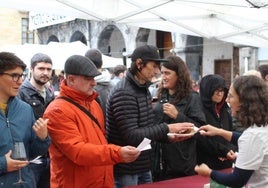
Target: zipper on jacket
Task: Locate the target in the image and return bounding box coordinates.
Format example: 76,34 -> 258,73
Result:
6,117 -> 10,127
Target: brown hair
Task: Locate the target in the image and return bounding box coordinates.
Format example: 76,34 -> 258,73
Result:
233,75 -> 268,128
0,52 -> 26,72
157,55 -> 192,104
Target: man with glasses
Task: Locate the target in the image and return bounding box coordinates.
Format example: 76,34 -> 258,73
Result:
18,53 -> 54,188
0,52 -> 50,187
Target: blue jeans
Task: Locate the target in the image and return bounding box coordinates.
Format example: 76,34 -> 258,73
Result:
114,171 -> 152,188
30,157 -> 50,188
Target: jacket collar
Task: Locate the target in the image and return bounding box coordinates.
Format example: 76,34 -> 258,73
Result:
58,79 -> 99,103
21,78 -> 52,97
125,70 -> 152,89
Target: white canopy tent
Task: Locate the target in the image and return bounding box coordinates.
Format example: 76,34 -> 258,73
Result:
0,41 -> 127,69
1,0 -> 268,47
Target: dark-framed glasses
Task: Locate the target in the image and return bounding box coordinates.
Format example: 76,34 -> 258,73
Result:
0,72 -> 26,82
215,88 -> 224,94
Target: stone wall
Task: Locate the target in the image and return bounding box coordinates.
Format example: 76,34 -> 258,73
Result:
0,8 -> 28,48
203,38 -> 233,76
38,19 -> 89,44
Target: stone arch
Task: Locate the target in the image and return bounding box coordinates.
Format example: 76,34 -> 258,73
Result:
47,35 -> 59,44
70,31 -> 87,45
136,28 -> 150,47
98,24 -> 125,58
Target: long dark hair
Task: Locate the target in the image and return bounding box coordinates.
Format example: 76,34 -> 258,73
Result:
157,55 -> 192,104
233,75 -> 268,128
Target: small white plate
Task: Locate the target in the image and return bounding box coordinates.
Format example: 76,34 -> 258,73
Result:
167,126 -> 199,138
167,132 -> 195,138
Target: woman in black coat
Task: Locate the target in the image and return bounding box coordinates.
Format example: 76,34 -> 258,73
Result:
197,74 -> 237,170
152,56 -> 206,180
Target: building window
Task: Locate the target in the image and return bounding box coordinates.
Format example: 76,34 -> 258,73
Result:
21,18 -> 34,44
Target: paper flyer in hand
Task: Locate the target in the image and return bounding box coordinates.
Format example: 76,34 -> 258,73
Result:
137,138 -> 151,151
29,155 -> 43,164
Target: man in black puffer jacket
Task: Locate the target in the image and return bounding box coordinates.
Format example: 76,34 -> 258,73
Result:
106,45 -> 195,188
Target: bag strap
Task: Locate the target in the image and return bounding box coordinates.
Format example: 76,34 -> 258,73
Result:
57,96 -> 101,129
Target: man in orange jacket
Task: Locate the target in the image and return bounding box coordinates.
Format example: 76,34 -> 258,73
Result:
44,55 -> 140,188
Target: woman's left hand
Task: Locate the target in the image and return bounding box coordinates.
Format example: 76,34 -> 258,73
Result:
163,103 -> 178,119
33,118 -> 49,140
195,163 -> 212,177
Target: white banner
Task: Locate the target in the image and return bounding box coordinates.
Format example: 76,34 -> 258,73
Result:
29,11 -> 75,30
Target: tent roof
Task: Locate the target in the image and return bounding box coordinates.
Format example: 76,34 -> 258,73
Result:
1,0 -> 268,47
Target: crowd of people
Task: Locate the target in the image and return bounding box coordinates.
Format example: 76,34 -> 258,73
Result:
0,45 -> 267,188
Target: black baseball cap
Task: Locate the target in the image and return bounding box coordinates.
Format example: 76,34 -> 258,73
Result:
129,45 -> 168,63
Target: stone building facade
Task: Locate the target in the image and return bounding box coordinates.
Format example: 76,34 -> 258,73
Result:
37,19 -> 204,81
0,8 -> 29,48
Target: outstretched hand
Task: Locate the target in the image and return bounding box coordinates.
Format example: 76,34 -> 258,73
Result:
168,122 -> 194,134
167,122 -> 195,142
168,134 -> 194,142
198,125 -> 221,136
195,163 -> 212,177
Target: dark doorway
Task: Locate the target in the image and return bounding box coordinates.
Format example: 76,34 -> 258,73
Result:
47,35 -> 59,44
214,59 -> 232,88
70,31 -> 87,45
156,31 -> 172,58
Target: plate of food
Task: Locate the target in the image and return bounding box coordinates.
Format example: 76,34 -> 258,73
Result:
167,126 -> 199,138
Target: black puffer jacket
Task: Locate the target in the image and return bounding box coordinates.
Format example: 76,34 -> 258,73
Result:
18,79 -> 55,119
197,74 -> 237,170
106,70 -> 169,175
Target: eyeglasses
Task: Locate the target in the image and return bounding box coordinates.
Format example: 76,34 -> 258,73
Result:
0,72 -> 26,82
214,88 -> 224,94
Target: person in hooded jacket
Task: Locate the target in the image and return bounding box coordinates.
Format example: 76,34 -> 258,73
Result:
85,49 -> 113,118
196,74 -> 237,170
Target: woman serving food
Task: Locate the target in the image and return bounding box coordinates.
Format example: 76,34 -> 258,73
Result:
195,75 -> 268,188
